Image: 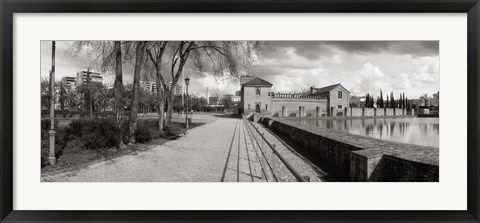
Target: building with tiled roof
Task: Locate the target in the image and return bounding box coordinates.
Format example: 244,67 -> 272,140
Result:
309,83 -> 351,116
242,77 -> 273,87
238,76 -> 350,117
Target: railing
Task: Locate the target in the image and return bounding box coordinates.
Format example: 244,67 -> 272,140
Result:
242,115 -> 308,182
270,93 -> 326,99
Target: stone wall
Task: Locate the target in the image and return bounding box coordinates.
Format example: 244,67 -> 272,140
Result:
259,117 -> 439,182
395,108 -> 404,116
385,108 -> 394,116
261,117 -> 361,172
364,108 -> 375,116
349,108 -> 410,117
351,147 -> 439,182
351,108 -> 363,116
376,108 -> 385,116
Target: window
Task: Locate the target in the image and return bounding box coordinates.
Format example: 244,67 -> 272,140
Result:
256,88 -> 261,96
338,105 -> 342,109
299,106 -> 305,117
265,104 -> 268,110
338,91 -> 342,99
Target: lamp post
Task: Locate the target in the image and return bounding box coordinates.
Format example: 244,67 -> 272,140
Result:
49,41 -> 56,165
185,77 -> 190,129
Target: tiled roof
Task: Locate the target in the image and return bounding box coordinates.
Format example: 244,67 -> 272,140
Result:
312,83 -> 350,94
242,77 -> 273,87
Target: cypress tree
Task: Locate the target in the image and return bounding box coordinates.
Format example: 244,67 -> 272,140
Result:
380,89 -> 384,108
386,95 -> 389,108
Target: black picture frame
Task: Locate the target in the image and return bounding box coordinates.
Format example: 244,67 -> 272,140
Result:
1,0 -> 479,222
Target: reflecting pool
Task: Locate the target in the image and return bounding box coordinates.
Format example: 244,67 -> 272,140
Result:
288,117 -> 439,147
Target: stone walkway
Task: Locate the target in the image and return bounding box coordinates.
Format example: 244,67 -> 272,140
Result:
221,119 -> 267,182
42,116 -> 274,182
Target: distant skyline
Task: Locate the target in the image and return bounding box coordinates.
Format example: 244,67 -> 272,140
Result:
41,41 -> 439,99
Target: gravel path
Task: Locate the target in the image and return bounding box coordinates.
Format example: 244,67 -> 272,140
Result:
43,116 -> 238,182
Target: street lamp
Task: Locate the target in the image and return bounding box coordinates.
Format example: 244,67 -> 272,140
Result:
49,41 -> 56,165
185,77 -> 190,129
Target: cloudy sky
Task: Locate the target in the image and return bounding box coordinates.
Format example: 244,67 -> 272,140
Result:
41,41 -> 439,99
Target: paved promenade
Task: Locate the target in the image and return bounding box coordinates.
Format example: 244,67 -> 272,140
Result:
42,115 -> 269,182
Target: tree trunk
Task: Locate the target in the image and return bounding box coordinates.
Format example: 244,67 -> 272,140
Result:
165,42 -> 193,125
113,41 -> 126,147
128,41 -> 146,143
166,89 -> 175,125
155,71 -> 165,133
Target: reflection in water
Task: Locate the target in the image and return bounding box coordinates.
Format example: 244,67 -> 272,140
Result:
294,117 -> 439,147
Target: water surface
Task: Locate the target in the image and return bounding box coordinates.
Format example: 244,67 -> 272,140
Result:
288,117 -> 439,147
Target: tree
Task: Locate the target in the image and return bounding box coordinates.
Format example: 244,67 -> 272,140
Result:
386,95 -> 389,108
221,95 -> 234,110
405,96 -> 410,110
41,75 -> 51,111
164,41 -> 262,124
146,41 -> 169,133
59,82 -> 66,117
164,41 -> 195,124
92,84 -> 112,113
114,41 -> 125,129
172,95 -> 184,112
419,93 -> 429,106
379,89 -> 384,108
364,93 -> 375,108
191,97 -> 208,111
127,41 -> 147,143
390,92 -> 395,108
365,93 -> 369,108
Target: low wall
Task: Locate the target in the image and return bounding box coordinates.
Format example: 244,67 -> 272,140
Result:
376,108 -> 385,116
350,107 -> 409,117
364,108 -> 375,116
345,107 -> 351,117
385,108 -> 394,116
395,108 -> 403,116
261,117 -> 362,173
350,146 -> 439,182
259,117 -> 439,182
351,108 -> 363,116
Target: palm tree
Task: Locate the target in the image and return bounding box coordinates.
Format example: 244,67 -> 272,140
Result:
419,93 -> 429,106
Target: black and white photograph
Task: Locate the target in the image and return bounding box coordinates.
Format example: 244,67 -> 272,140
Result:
40,40 -> 439,182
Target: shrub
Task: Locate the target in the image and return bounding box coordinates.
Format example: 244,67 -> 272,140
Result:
41,119 -> 58,131
138,119 -> 158,130
63,118 -> 122,151
40,119 -> 65,167
121,118 -> 166,142
134,128 -> 152,143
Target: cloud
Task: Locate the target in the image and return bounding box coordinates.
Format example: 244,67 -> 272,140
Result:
271,68 -> 326,93
261,41 -> 439,61
40,40 -> 440,99
350,63 -> 390,95
328,41 -> 439,56
189,75 -> 239,97
398,55 -> 440,83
